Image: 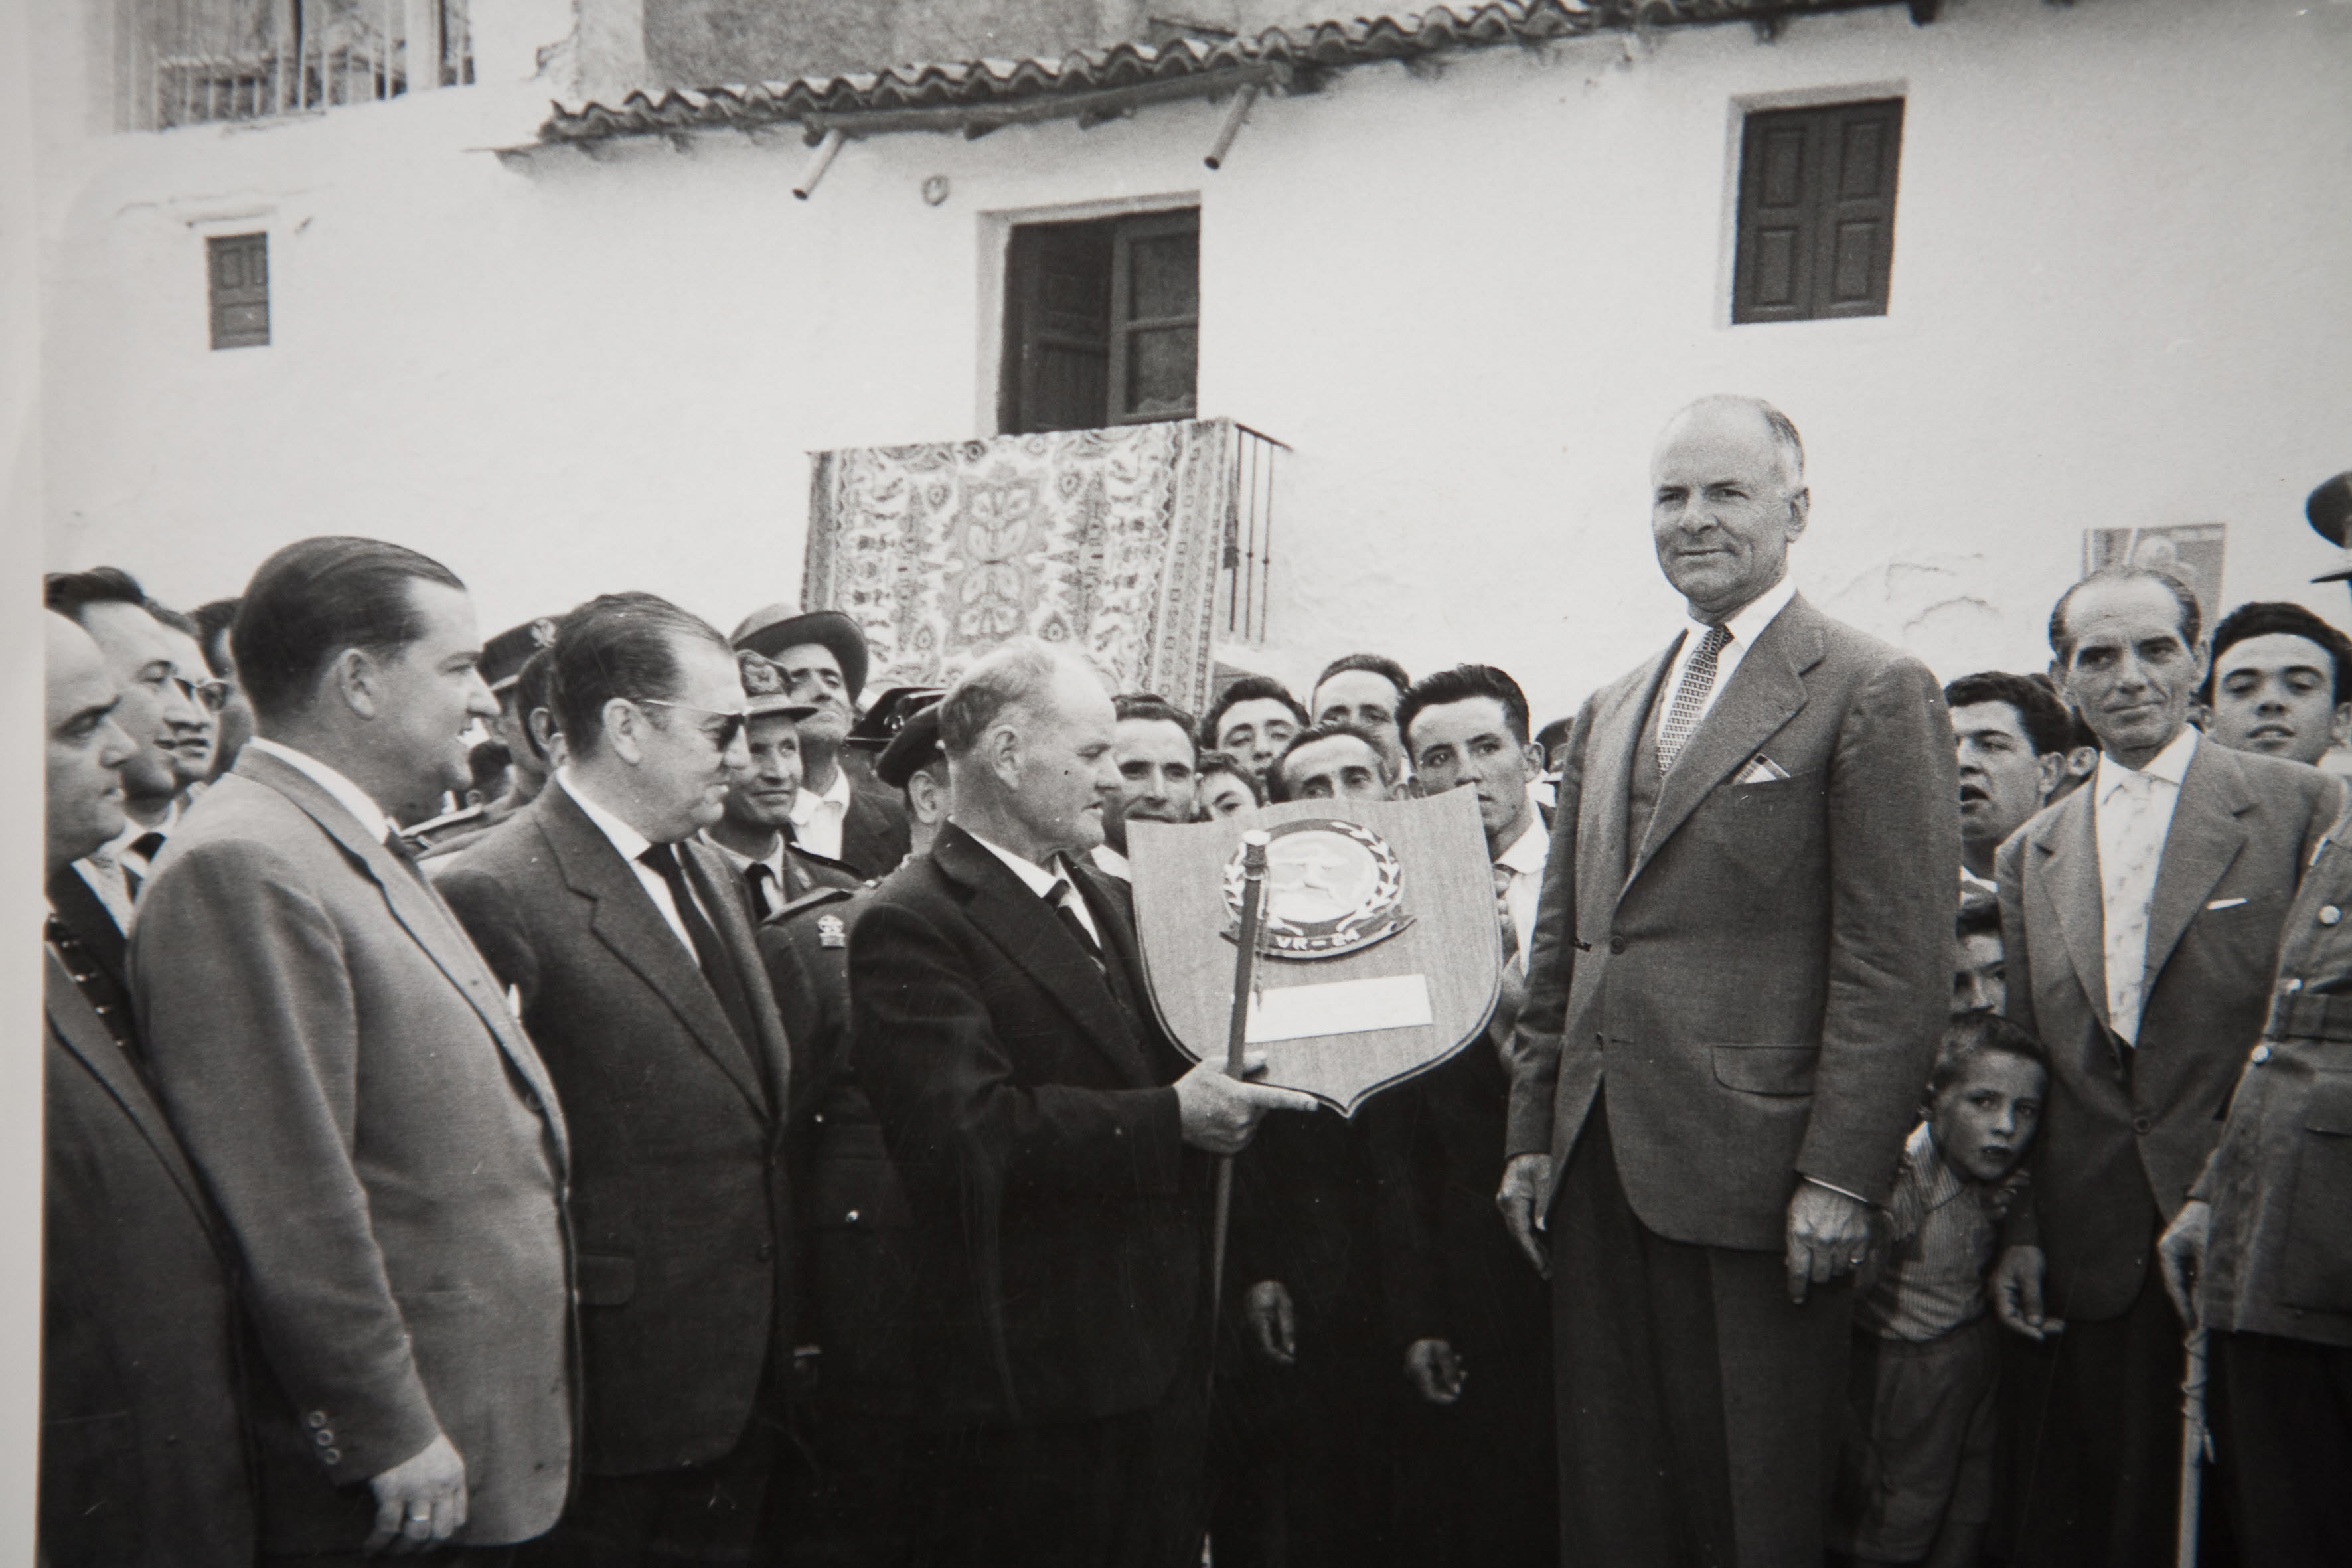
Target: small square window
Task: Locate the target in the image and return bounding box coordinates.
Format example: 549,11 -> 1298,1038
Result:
208,232 -> 270,349
1000,209 -> 1198,434
1732,99 -> 1903,324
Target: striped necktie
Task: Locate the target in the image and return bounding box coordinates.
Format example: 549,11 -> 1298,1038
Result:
1658,625 -> 1734,775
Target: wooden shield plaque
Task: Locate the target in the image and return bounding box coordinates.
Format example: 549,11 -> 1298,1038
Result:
1127,791 -> 1502,1116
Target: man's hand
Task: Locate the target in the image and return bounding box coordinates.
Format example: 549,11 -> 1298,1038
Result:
2159,1200 -> 2213,1328
1403,1338 -> 1465,1405
1175,1052 -> 1318,1155
1243,1280 -> 1296,1365
1496,1153 -> 1553,1279
365,1432 -> 467,1555
1784,1181 -> 1873,1304
1991,1243 -> 2062,1342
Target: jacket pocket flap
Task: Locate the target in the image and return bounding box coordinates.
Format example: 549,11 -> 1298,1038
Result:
1710,1044 -> 1816,1097
575,1251 -> 637,1306
2305,1076 -> 2352,1135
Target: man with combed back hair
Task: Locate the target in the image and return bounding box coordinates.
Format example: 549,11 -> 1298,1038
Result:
850,640 -> 1313,1567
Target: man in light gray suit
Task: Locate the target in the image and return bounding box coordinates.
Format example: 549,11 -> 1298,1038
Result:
131,536 -> 573,1563
1996,566 -> 2339,1567
1500,397 -> 1957,1568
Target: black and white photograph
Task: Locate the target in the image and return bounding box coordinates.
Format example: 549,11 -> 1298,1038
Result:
9,0 -> 2351,1564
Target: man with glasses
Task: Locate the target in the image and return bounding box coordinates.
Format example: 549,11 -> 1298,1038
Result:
437,592 -> 800,1565
151,607 -> 232,799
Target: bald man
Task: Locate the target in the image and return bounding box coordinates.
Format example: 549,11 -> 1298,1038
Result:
1502,397 -> 1957,1568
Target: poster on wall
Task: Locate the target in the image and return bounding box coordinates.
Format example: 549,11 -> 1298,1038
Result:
2083,524 -> 2227,623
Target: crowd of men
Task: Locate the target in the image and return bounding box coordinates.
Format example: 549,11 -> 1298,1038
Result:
39,402 -> 2352,1568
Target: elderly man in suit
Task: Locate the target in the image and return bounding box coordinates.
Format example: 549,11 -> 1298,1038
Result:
130,536 -> 573,1563
42,610 -> 255,1568
732,605 -> 911,877
2161,792 -> 2352,1566
1499,396 -> 1957,1568
437,591 -> 797,1565
1994,566 -> 2341,1567
850,640 -> 1313,1568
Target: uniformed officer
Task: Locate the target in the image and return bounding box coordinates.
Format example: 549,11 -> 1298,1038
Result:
759,699 -> 943,1565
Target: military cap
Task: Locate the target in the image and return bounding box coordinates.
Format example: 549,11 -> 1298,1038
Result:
481,617 -> 560,693
729,605 -> 870,702
875,699 -> 944,791
2309,472 -> 2352,582
847,686 -> 945,753
738,651 -> 819,721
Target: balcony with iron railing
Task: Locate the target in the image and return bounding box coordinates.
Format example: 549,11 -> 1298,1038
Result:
137,0 -> 472,129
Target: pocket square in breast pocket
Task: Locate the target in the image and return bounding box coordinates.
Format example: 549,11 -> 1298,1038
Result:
2206,897 -> 2248,911
1736,753 -> 1792,785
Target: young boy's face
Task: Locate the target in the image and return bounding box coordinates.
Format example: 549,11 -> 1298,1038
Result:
1930,1052 -> 2046,1184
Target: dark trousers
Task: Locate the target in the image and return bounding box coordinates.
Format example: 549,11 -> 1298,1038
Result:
277,1553 -> 519,1567
1549,1099 -> 1851,1568
2214,1330 -> 2352,1568
2003,1253 -> 2231,1568
1208,1304 -> 1397,1568
775,1226 -> 919,1567
518,1409 -> 787,1568
905,1375 -> 1208,1568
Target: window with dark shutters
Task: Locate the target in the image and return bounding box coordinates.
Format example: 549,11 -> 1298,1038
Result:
208,232 -> 270,349
1733,98 -> 1903,325
1000,208 -> 1198,433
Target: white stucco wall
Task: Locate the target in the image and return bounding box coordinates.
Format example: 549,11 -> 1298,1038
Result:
36,0 -> 2352,726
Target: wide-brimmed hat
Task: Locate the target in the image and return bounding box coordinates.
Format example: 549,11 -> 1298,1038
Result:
876,700 -> 945,790
482,617 -> 560,693
738,651 -> 819,721
729,605 -> 870,701
2308,472 -> 2352,582
848,686 -> 945,752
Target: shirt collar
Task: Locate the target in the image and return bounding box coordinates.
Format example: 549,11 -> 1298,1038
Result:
558,769 -> 653,866
1091,844 -> 1132,880
1494,814 -> 1549,876
1686,574 -> 1798,656
246,737 -> 396,843
700,828 -> 783,878
792,765 -> 856,824
1905,1121 -> 1969,1212
962,826 -> 1070,900
2096,726 -> 2199,806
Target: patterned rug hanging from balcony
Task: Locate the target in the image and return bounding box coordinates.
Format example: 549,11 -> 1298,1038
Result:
803,418 -> 1235,712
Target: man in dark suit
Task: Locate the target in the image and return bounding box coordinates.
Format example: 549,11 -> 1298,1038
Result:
732,605 -> 910,877
437,591 -> 798,1565
2161,791 -> 2352,1566
850,640 -> 1313,1568
1995,566 -> 2341,1566
42,609 -> 255,1568
130,537 -> 574,1563
1501,396 -> 1958,1568
1367,663 -> 1556,1568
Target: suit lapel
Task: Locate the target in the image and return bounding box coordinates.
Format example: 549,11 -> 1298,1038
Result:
682,838 -> 788,1115
2031,785 -> 2111,1032
238,752 -> 571,1166
44,947 -> 226,1249
934,826 -> 1155,1087
46,866 -> 127,989
2141,740 -> 2253,990
1627,597 -> 1820,887
538,789 -> 771,1117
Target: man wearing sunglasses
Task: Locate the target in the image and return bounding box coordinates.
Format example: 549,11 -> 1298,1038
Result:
436,592 -> 801,1567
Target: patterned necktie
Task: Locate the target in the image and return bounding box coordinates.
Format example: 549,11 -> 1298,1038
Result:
1658,625 -> 1734,775
1492,862 -> 1521,966
2101,769 -> 2164,1046
1044,877 -> 1105,969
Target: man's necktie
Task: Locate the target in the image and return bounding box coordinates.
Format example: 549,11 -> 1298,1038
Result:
1044,878 -> 1106,969
639,842 -> 761,1058
744,862 -> 778,923
1657,624 -> 1734,775
1492,862 -> 1521,966
129,832 -> 167,863
2101,770 -> 2164,1045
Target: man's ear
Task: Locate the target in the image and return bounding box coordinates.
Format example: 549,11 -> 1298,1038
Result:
603,699 -> 646,767
1784,487 -> 1811,539
2036,752 -> 2066,804
2331,702 -> 2352,752
1521,740 -> 1547,777
987,724 -> 1024,789
327,648 -> 378,719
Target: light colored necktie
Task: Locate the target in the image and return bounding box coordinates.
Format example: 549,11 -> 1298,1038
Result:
2102,770 -> 2163,1044
1492,862 -> 1521,966
1658,625 -> 1734,775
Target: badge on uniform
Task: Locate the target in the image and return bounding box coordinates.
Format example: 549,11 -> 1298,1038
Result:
817,913 -> 848,949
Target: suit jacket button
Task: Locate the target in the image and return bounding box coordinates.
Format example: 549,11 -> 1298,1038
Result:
2286,978 -> 2306,993
2323,907 -> 2343,927
1608,937 -> 1626,955
2132,1115 -> 2152,1135
2252,1043 -> 2273,1065
321,1448 -> 341,1465
757,1243 -> 774,1261
307,1411 -> 329,1429
846,1208 -> 861,1223
313,1429 -> 334,1446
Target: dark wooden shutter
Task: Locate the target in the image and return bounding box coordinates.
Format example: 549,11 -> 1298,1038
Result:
1000,222 -> 1112,435
1733,98 -> 1903,324
1107,208 -> 1199,425
208,232 -> 270,349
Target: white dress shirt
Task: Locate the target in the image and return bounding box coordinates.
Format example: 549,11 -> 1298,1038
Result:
559,771 -> 703,958
1091,844 -> 1132,882
791,767 -> 856,862
1492,813 -> 1549,963
2093,726 -> 2197,1045
965,828 -> 1103,948
1665,574 -> 1800,735
246,737 -> 396,842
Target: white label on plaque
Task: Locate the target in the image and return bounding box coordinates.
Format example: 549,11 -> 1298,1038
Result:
1245,973 -> 1433,1044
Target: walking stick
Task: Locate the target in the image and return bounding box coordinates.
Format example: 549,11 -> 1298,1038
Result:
2177,1324 -> 2212,1568
1208,830 -> 1272,1344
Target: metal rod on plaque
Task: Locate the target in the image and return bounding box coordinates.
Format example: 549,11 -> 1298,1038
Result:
1207,828 -> 1271,1338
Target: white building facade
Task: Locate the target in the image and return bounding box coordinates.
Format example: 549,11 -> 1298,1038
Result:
31,0 -> 2352,723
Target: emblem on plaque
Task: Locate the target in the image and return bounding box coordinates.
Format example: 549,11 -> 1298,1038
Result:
1222,818 -> 1412,960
